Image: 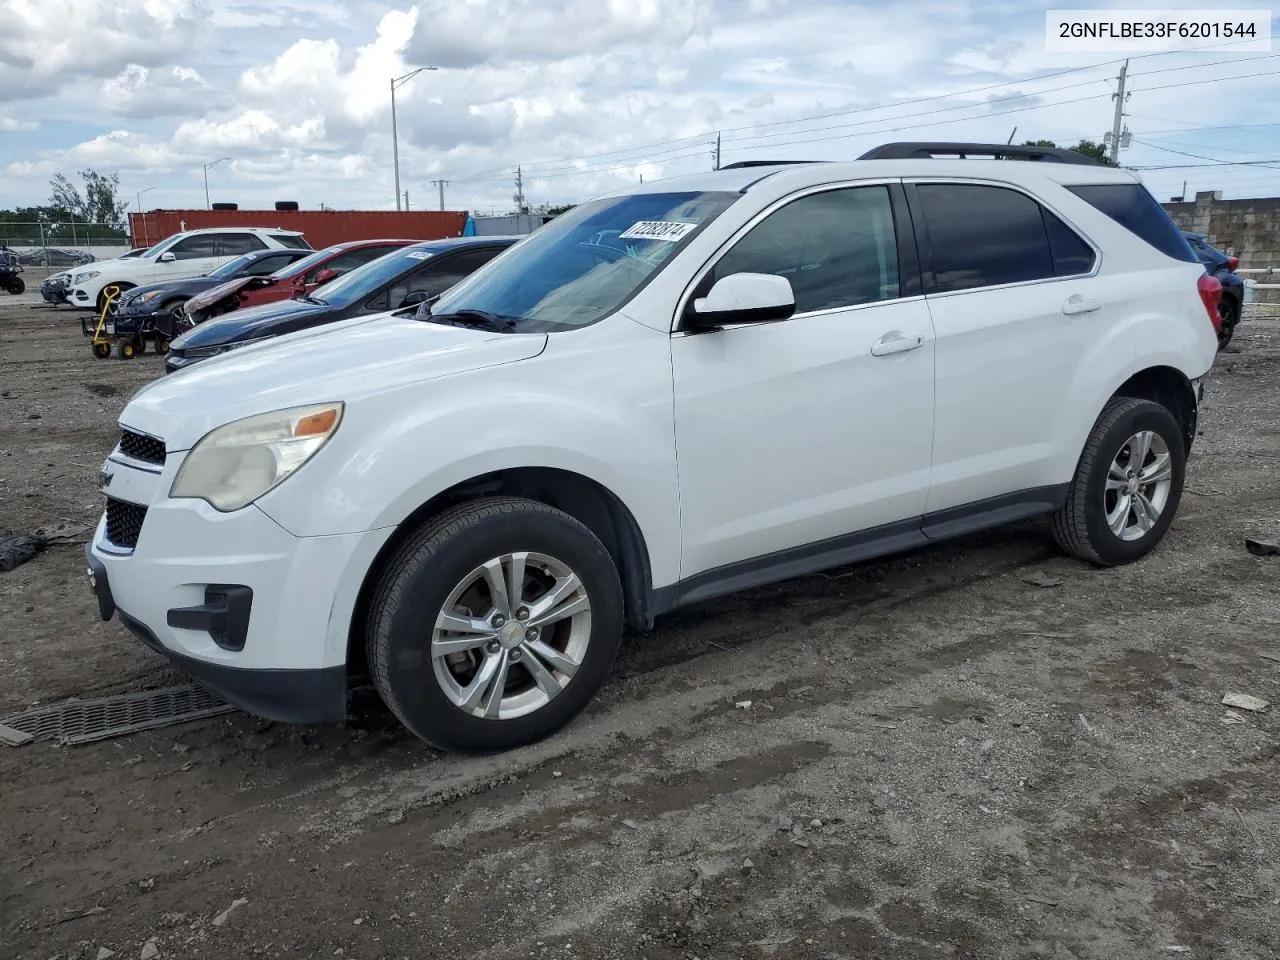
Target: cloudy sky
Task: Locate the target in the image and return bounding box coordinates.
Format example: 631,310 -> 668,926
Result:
2,0 -> 1278,220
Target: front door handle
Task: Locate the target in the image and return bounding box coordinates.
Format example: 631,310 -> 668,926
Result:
870,331 -> 925,357
1062,294 -> 1101,316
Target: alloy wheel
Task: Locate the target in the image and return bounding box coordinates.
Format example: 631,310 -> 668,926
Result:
1104,430 -> 1173,542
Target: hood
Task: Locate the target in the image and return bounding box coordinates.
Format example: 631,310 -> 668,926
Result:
173,298 -> 330,348
185,274 -> 284,314
120,314 -> 549,450
119,276 -> 220,306
73,256 -> 133,279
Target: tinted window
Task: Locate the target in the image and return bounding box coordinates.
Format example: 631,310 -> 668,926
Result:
308,246 -> 394,283
1045,211 -> 1095,276
217,233 -> 267,256
270,233 -> 311,249
916,183 -> 1054,293
1067,184 -> 1198,262
374,248 -> 503,311
168,235 -> 219,260
712,185 -> 900,312
207,253 -> 261,278
245,253 -> 298,275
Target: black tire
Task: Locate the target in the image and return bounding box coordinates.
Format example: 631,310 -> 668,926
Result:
1051,397 -> 1186,567
367,497 -> 624,752
1217,296 -> 1240,350
92,341 -> 111,359
118,339 -> 136,360
96,283 -> 132,313
6,278 -> 24,295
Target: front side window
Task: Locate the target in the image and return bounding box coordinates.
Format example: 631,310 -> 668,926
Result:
373,248 -> 505,311
245,253 -> 299,275
710,185 -> 901,313
428,190 -> 740,332
216,233 -> 267,257
207,253 -> 259,278
915,183 -> 1057,293
168,235 -> 220,260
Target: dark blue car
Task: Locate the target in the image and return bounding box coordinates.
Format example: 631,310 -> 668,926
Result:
1183,231 -> 1245,349
164,236 -> 520,373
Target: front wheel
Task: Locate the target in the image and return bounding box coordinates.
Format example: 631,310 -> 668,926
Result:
367,497 -> 624,753
1051,397 -> 1186,567
6,278 -> 24,295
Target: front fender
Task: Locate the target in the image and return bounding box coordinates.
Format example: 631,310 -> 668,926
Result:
255,319 -> 681,588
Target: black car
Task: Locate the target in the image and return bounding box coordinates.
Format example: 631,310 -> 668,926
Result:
1183,231 -> 1245,348
164,236 -> 519,373
104,247 -> 315,346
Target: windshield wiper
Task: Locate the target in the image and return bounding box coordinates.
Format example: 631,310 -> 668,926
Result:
297,294 -> 327,305
423,309 -> 519,332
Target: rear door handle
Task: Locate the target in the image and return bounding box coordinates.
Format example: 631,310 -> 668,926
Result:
1062,295 -> 1101,316
870,331 -> 925,357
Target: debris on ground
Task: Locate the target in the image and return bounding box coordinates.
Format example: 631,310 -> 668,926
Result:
735,700 -> 752,709
776,815 -> 793,832
139,938 -> 158,960
1221,710 -> 1248,725
1258,651 -> 1280,665
1244,537 -> 1280,557
211,898 -> 248,927
32,520 -> 93,544
0,530 -> 45,572
1221,693 -> 1270,712
1021,571 -> 1065,588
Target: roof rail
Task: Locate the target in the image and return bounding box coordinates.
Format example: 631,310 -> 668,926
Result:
856,141 -> 1102,165
718,160 -> 826,170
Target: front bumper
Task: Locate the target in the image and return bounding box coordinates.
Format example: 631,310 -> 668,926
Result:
86,453 -> 391,723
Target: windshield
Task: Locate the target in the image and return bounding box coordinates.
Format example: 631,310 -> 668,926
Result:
275,246 -> 340,279
307,245 -> 430,304
428,190 -> 739,331
208,253 -> 259,278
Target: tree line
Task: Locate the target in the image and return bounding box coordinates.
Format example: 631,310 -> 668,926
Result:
0,169 -> 130,244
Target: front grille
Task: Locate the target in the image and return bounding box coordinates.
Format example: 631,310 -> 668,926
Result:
105,498 -> 147,549
119,428 -> 166,465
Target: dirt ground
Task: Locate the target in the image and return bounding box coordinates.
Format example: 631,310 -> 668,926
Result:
1,292 -> 1278,960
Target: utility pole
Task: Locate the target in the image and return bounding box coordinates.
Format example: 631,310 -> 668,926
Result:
404,190 -> 410,210
712,132 -> 721,170
513,166 -> 526,214
1108,59 -> 1129,164
431,179 -> 448,210
390,66 -> 438,211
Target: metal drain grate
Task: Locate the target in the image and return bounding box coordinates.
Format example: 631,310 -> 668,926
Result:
0,684 -> 236,747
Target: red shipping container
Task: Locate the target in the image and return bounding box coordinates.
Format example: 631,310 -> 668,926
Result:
129,209 -> 470,250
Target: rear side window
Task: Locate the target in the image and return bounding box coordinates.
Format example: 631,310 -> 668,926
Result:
915,183 -> 1054,293
270,233 -> 311,249
1044,211 -> 1096,276
1067,184 -> 1198,262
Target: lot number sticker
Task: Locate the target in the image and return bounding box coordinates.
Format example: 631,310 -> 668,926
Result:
618,220 -> 699,242
404,251 -> 432,260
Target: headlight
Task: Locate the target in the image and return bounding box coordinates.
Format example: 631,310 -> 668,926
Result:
169,403 -> 344,512
73,270 -> 100,284
136,290 -> 164,303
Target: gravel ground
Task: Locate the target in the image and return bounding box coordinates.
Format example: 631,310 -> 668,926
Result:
1,298 -> 1278,960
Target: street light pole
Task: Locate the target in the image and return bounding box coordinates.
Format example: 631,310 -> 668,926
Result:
203,157 -> 231,210
390,66 -> 437,211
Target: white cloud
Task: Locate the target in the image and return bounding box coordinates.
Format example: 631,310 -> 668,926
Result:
0,112 -> 38,133
0,0 -> 207,100
101,65 -> 215,117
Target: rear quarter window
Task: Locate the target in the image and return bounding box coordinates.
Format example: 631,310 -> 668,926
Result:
1067,184 -> 1198,263
271,234 -> 312,250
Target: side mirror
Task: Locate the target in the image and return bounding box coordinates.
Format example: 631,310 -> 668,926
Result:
689,272 -> 795,328
158,251 -> 176,263
313,267 -> 339,285
399,290 -> 430,307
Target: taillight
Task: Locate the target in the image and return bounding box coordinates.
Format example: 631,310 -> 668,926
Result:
1197,272 -> 1223,334
1227,256 -> 1239,271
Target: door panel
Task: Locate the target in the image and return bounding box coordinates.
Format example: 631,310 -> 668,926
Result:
671,183 -> 936,578
909,181 -> 1112,514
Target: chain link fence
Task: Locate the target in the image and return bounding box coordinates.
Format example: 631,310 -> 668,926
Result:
1,221 -> 133,270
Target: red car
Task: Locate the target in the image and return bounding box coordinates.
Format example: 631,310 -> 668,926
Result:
178,238 -> 419,329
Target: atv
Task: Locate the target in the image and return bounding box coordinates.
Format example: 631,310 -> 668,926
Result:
0,247 -> 25,295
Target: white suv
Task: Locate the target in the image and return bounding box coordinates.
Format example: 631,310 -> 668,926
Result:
69,227 -> 311,312
86,142 -> 1220,753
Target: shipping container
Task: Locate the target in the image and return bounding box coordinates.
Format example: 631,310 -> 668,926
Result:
128,209 -> 471,250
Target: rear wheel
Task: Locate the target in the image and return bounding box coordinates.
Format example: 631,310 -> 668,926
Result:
1217,296 -> 1240,350
92,341 -> 111,359
6,278 -> 24,295
367,497 -> 624,753
1052,397 -> 1186,567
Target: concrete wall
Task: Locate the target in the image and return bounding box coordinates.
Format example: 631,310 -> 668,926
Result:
1163,190 -> 1280,303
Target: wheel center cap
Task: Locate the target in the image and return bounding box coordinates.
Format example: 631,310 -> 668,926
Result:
498,621 -> 526,649
1127,477 -> 1140,495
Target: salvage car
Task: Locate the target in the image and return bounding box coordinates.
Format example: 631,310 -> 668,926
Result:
88,142 -> 1217,754
180,238 -> 420,330
164,236 -> 518,372
1183,231 -> 1245,349
43,248 -> 148,304
68,227 -> 311,312
104,248 -> 315,349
